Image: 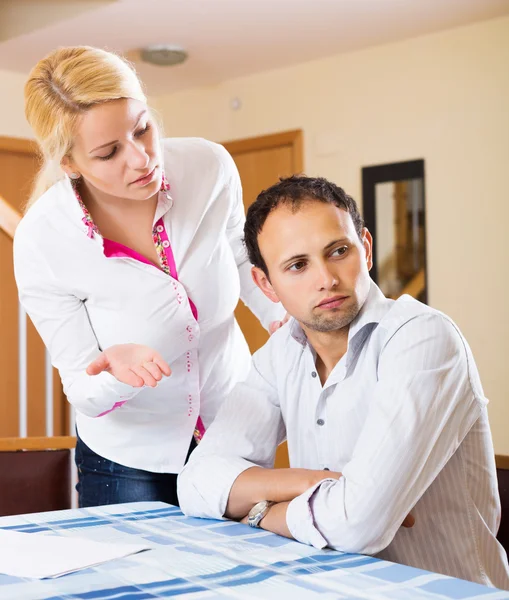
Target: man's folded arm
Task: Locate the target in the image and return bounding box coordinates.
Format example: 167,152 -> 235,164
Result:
259,315 -> 484,554
177,345 -> 286,519
178,339 -> 340,520
225,466 -> 341,520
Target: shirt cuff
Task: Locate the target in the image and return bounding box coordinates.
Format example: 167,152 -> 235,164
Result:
179,455 -> 256,520
286,478 -> 336,549
63,371 -> 142,418
98,370 -> 141,399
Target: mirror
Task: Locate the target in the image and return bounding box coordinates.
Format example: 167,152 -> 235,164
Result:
362,160 -> 427,303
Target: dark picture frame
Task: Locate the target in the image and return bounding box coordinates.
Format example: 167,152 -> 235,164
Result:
361,159 -> 427,304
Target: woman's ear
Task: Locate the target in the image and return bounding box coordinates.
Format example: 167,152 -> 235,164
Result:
61,155 -> 80,179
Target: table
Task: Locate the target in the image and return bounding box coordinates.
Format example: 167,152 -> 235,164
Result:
0,502 -> 508,599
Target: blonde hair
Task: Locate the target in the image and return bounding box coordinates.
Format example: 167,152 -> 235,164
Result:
24,46 -> 147,209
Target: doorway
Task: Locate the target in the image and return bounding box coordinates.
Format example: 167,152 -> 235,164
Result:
0,136 -> 67,437
222,129 -> 303,354
222,129 -> 303,468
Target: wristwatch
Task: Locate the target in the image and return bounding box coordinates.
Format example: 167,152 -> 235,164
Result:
247,500 -> 273,528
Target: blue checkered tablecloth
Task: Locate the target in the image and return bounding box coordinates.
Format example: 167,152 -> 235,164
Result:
0,502 -> 508,599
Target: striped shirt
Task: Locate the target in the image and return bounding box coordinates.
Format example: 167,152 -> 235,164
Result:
178,282 -> 509,589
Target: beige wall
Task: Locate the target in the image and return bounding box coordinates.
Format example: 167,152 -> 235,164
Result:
153,16 -> 509,453
0,68 -> 33,138
0,16 -> 507,452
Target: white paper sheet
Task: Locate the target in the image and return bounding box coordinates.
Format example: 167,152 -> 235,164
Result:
0,529 -> 150,579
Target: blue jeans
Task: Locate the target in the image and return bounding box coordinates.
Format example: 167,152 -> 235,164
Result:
75,432 -> 196,508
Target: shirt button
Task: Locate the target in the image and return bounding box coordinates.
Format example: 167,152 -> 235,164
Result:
317,419 -> 325,426
311,371 -> 317,378
156,225 -> 164,233
162,240 -> 170,248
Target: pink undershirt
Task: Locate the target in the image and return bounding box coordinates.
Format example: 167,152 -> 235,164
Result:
101,222 -> 199,321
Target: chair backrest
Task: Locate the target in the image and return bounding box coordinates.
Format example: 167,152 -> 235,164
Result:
496,455 -> 509,556
0,436 -> 76,517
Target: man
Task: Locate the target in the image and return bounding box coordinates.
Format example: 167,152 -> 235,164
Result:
178,176 -> 509,589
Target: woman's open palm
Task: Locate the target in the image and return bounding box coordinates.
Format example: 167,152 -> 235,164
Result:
86,344 -> 171,388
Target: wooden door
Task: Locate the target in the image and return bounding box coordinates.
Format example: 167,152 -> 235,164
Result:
0,137 -> 67,437
223,130 -> 303,354
222,130 -> 303,468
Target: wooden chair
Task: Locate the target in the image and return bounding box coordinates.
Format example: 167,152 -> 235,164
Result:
0,436 -> 76,517
496,455 -> 509,556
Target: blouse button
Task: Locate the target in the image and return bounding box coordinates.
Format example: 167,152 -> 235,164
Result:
156,225 -> 164,233
162,240 -> 170,248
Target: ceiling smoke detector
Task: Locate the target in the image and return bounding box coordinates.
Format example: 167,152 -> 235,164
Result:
140,45 -> 188,67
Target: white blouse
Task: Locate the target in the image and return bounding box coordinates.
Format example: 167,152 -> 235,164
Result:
14,137 -> 283,472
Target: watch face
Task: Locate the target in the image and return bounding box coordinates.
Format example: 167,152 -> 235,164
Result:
249,500 -> 268,518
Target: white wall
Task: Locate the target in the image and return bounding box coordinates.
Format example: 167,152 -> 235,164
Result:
374,182 -> 395,267
153,16 -> 509,454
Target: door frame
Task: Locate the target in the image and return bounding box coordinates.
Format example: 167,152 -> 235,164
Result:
222,129 -> 303,172
0,135 -> 69,437
221,129 -> 303,469
0,137 -> 36,233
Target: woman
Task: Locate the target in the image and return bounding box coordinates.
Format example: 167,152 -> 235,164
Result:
14,46 -> 285,507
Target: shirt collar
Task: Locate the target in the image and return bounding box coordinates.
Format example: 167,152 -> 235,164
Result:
69,171 -> 173,239
289,319 -> 308,346
347,280 -> 392,344
288,280 -> 392,348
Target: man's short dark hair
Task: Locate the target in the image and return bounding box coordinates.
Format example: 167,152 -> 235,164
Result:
244,175 -> 364,276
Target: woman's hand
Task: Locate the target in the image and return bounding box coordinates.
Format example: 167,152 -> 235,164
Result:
269,312 -> 291,335
86,344 -> 171,388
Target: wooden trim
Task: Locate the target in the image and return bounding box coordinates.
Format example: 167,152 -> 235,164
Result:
400,268 -> 425,299
0,136 -> 37,154
0,195 -> 22,239
222,129 -> 303,160
0,135 -> 37,238
292,130 -> 304,173
496,455 -> 509,470
0,436 -> 76,451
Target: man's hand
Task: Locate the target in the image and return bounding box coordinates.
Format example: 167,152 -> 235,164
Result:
86,344 -> 171,387
402,513 -> 415,528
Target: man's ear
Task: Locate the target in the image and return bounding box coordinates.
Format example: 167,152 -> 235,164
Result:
251,266 -> 280,303
362,228 -> 373,271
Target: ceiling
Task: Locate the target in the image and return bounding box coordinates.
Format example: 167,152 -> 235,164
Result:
1,0 -> 508,96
